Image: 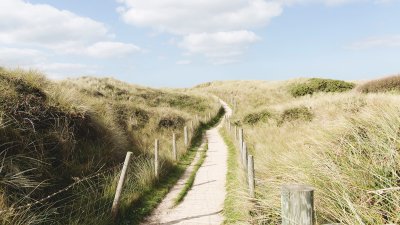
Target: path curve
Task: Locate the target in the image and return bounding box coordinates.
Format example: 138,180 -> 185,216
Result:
143,99 -> 232,225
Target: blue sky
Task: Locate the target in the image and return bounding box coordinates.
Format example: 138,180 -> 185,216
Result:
0,0 -> 399,87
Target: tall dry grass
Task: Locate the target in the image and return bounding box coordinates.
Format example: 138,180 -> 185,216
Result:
0,68 -> 220,224
200,80 -> 400,224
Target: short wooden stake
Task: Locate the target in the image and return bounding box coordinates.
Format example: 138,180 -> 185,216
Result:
247,155 -> 255,198
184,126 -> 188,147
234,126 -> 237,140
155,139 -> 159,178
172,133 -> 177,161
190,120 -> 194,131
111,151 -> 133,219
239,128 -> 244,151
281,184 -> 315,225
242,142 -> 248,171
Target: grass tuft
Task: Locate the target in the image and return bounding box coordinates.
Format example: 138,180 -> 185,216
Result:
289,78 -> 355,97
243,109 -> 272,125
357,75 -> 400,93
278,106 -> 313,125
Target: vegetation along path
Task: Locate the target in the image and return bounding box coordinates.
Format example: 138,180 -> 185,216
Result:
143,99 -> 232,225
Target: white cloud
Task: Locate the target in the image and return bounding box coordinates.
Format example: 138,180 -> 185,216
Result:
0,0 -> 142,78
85,42 -> 141,58
0,0 -> 110,47
0,47 -> 47,67
179,31 -> 260,64
176,60 -> 192,65
34,63 -> 100,79
350,35 -> 400,49
117,0 -> 362,63
117,0 -> 282,35
116,0 -> 282,63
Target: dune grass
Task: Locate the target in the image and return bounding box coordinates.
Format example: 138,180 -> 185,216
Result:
197,79 -> 400,224
0,68 -> 220,225
357,74 -> 400,93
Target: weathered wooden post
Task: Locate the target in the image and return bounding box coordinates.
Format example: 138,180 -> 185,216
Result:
172,133 -> 177,161
208,112 -> 211,121
190,120 -> 194,132
111,151 -> 133,219
239,128 -> 244,151
242,142 -> 248,170
234,126 -> 238,140
247,155 -> 255,198
184,126 -> 188,147
154,139 -> 159,178
281,184 -> 315,225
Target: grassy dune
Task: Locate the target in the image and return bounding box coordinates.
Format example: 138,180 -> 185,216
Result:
0,68 -> 220,224
197,78 -> 400,224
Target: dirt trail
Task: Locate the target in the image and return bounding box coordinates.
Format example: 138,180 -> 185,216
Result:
142,99 -> 232,225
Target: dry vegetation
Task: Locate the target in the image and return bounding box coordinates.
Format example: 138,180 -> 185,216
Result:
0,68 -> 220,225
197,78 -> 400,224
357,75 -> 400,93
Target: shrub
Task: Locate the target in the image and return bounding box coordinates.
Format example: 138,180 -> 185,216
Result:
357,75 -> 400,93
290,78 -> 355,97
243,110 -> 272,125
278,106 -> 313,125
158,115 -> 185,129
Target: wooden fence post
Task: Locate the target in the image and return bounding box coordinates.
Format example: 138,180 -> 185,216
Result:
155,139 -> 159,178
247,155 -> 255,198
281,184 -> 315,225
242,142 -> 248,171
111,151 -> 133,219
234,126 -> 237,140
172,133 -> 177,161
190,120 -> 194,132
184,126 -> 188,147
239,128 -> 244,151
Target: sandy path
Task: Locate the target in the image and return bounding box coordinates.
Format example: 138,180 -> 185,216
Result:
142,99 -> 232,225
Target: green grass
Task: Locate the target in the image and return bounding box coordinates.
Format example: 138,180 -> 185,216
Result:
289,78 -> 355,97
173,143 -> 208,206
278,106 -> 314,125
220,127 -> 249,224
118,107 -> 225,225
243,109 -> 271,125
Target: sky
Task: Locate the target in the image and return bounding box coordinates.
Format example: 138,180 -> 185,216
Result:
0,0 -> 399,87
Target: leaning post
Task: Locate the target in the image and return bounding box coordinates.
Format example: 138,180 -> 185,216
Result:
111,151 -> 133,219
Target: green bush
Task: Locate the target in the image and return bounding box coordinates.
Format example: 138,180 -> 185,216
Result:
290,78 -> 355,97
278,106 -> 313,125
243,110 -> 272,125
358,75 -> 400,93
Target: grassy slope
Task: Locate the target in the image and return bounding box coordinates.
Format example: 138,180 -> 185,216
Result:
0,68 -> 220,225
196,79 -> 400,224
